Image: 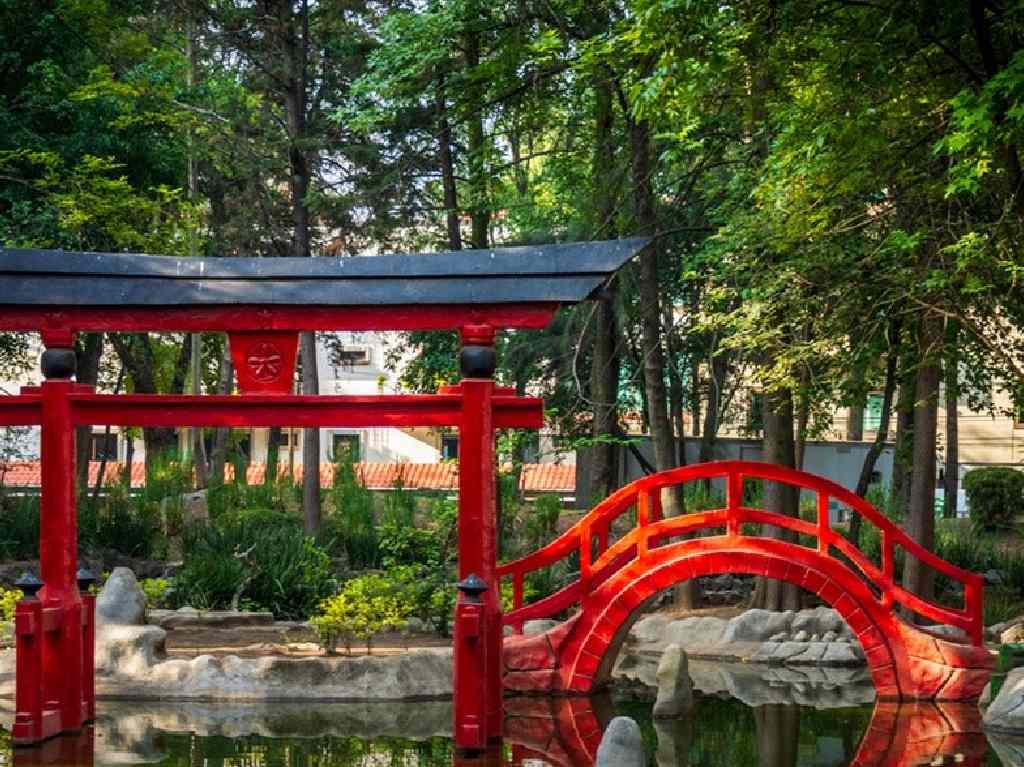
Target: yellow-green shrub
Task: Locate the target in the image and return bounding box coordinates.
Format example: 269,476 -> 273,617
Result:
140,578 -> 172,609
311,574 -> 412,655
0,587 -> 23,623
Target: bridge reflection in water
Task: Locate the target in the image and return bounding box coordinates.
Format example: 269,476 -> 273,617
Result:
456,699 -> 991,767
4,700 -> 997,767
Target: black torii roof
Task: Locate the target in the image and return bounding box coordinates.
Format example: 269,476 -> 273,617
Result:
0,239 -> 646,307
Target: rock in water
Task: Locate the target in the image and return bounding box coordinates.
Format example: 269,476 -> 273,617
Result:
96,568 -> 147,626
653,644 -> 693,718
596,717 -> 644,767
985,667 -> 1024,733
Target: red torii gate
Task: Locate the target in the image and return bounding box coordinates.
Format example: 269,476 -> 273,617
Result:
0,240 -> 644,751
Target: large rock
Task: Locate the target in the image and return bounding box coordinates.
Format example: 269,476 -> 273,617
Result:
596,716 -> 644,767
523,619 -> 560,636
96,568 -> 147,626
791,606 -> 848,638
147,608 -> 275,630
0,619 -> 454,702
653,644 -> 692,718
721,609 -> 794,643
984,667 -> 1024,733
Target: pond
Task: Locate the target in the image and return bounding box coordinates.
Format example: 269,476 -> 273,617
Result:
1,693 -> 1021,767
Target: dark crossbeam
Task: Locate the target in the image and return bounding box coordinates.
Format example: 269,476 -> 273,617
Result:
0,239 -> 646,332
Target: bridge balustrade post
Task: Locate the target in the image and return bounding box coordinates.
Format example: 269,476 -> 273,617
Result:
454,324 -> 502,750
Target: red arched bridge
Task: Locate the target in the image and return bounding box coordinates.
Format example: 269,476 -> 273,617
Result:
500,461 -> 993,702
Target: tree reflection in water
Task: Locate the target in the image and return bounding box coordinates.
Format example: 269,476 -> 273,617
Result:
3,698 -> 994,767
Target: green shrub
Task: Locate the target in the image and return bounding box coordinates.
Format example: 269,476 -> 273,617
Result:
964,467 -> 1024,531
0,493 -> 39,560
206,478 -> 299,520
984,587 -> 1024,627
0,587 -> 23,623
174,510 -> 333,620
0,587 -> 22,644
140,578 -> 172,610
312,573 -> 413,654
324,456 -> 378,568
381,476 -> 416,527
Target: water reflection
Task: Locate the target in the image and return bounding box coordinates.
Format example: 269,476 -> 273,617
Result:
0,698 -> 1008,767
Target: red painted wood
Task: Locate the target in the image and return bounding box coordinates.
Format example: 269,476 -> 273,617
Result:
455,378 -> 502,749
12,599 -> 43,744
501,460 -> 993,704
500,461 -> 985,645
37,379 -> 85,736
228,331 -> 299,394
0,304 -> 558,333
62,392 -> 542,430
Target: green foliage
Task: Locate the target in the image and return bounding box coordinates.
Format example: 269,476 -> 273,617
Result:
206,478 -> 300,520
964,468 -> 1024,532
381,475 -> 417,527
312,573 -> 413,655
174,509 -> 334,620
324,455 -> 378,569
140,578 -> 172,610
984,587 -> 1024,627
0,586 -> 22,644
0,587 -> 23,623
0,492 -> 39,560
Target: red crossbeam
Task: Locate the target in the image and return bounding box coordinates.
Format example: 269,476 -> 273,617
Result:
0,304 -> 558,333
498,460 -> 985,646
0,391 -> 543,429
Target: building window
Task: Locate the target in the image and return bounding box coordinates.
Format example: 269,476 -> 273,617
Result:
332,433 -> 360,462
272,429 -> 301,449
442,434 -> 459,460
864,393 -> 884,431
1015,399 -> 1024,430
748,393 -> 764,433
90,433 -> 118,461
331,346 -> 371,370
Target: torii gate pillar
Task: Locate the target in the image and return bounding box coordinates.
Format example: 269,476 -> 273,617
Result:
452,325 -> 503,752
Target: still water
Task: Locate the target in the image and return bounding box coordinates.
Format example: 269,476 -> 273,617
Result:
2,694 -> 1023,767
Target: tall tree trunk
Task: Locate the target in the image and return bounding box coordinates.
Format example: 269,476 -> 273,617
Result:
847,402 -> 865,441
891,375 -> 915,518
190,332 -> 208,489
794,384 -> 809,471
300,332 -> 320,535
944,322 -> 960,519
109,333 -> 190,469
754,705 -> 800,767
903,314 -> 943,603
464,14 -> 489,249
282,0 -> 320,534
587,79 -> 620,506
665,307 -> 700,608
699,345 -> 728,463
851,340 -> 898,548
209,339 -> 233,485
436,74 -> 462,251
757,387 -> 801,611
265,427 -> 282,486
75,333 -> 104,490
630,115 -> 680,511
847,359 -> 865,441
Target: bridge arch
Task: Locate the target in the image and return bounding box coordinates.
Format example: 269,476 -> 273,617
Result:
500,461 -> 993,702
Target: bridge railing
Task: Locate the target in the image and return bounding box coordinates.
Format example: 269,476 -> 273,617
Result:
498,460 -> 985,645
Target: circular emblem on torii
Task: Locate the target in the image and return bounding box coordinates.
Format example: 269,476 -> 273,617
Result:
246,342 -> 284,383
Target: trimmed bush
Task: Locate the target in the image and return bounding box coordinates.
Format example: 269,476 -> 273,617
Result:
174,509 -> 334,619
964,467 -> 1024,531
312,573 -> 412,654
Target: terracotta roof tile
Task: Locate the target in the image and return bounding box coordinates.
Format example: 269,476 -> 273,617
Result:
0,461 -> 575,493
